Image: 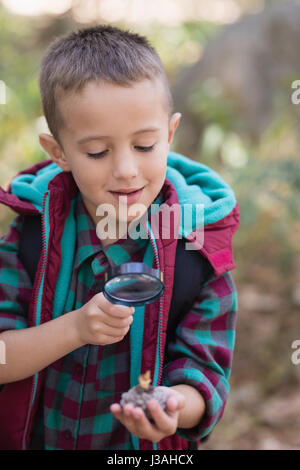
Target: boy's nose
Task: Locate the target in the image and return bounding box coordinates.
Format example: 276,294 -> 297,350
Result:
112,155 -> 139,180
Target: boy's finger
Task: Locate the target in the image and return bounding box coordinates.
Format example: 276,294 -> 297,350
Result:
103,314 -> 133,329
110,403 -> 122,415
166,397 -> 178,412
110,306 -> 135,318
122,404 -> 138,429
108,304 -> 135,318
146,400 -> 175,434
112,404 -> 164,442
111,404 -> 134,429
95,293 -> 135,318
131,406 -> 159,437
166,394 -> 185,412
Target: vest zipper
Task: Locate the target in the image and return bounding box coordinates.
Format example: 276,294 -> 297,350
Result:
150,237 -> 164,387
147,230 -> 164,452
22,190 -> 50,449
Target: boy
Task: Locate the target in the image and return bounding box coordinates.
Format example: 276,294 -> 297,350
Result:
0,25 -> 239,450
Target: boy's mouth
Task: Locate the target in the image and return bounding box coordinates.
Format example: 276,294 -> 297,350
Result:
110,187 -> 144,194
109,187 -> 145,203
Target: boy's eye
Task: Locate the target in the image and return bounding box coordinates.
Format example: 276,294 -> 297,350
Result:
87,145 -> 155,159
87,150 -> 108,159
135,145 -> 155,152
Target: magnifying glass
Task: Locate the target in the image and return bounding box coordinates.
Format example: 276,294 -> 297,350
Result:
103,262 -> 164,306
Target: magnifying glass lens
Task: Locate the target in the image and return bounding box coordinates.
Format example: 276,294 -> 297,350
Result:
105,273 -> 163,305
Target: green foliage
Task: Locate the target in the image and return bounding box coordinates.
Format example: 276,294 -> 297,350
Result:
189,81 -> 236,130
138,20 -> 219,81
0,5 -> 46,185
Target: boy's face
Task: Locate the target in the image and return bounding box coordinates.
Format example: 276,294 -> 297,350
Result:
39,78 -> 181,242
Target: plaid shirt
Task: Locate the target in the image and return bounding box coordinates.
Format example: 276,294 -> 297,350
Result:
0,191 -> 238,450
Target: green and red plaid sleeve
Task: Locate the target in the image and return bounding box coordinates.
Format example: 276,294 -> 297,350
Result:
0,215 -> 32,333
163,270 -> 238,441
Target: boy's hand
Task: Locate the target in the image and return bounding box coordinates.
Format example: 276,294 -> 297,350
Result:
110,386 -> 185,443
74,292 -> 134,346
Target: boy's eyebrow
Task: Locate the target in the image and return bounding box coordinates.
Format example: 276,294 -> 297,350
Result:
77,127 -> 160,145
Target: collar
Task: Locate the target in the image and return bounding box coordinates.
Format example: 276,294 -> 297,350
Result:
74,190 -> 164,272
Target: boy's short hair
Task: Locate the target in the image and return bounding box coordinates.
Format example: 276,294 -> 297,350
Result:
39,25 -> 174,145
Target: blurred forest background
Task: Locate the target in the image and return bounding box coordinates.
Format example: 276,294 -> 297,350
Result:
1,0 -> 300,450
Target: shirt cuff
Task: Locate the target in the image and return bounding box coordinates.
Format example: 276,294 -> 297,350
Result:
162,359 -> 230,440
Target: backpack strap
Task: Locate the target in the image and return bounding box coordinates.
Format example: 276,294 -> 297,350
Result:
19,215 -> 42,284
164,237 -> 214,356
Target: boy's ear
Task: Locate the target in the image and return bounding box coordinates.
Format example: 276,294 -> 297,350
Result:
39,133 -> 71,172
168,112 -> 182,145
